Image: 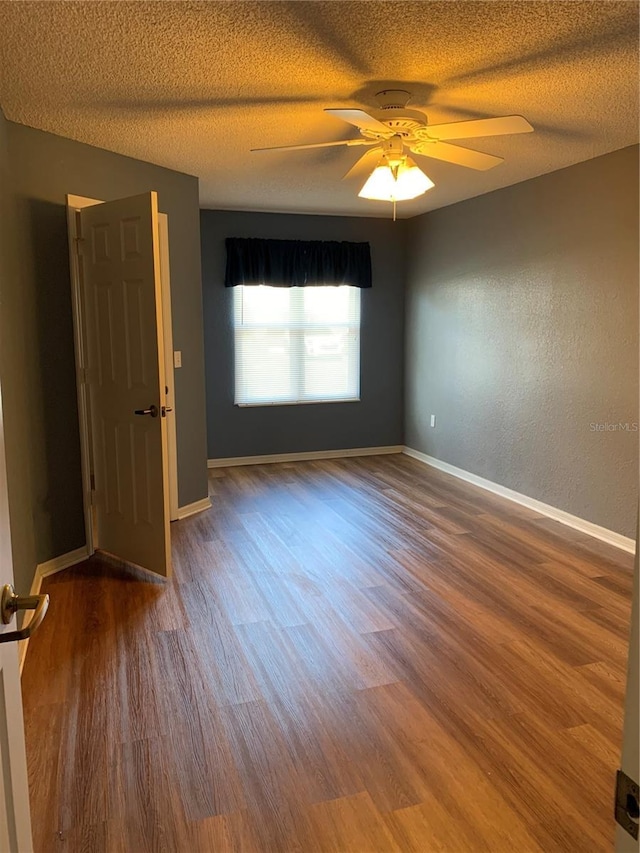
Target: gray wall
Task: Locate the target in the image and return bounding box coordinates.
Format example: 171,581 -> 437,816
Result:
405,145 -> 639,538
2,121 -> 208,593
201,210 -> 406,459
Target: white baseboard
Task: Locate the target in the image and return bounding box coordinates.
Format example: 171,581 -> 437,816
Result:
19,545 -> 90,674
208,445 -> 404,468
403,447 -> 636,554
176,498 -> 212,520
35,545 -> 90,581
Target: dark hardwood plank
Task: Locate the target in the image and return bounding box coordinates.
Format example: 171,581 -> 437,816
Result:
21,454 -> 633,852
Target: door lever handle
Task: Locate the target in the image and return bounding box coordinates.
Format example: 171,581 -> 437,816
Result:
134,405 -> 159,417
0,584 -> 49,643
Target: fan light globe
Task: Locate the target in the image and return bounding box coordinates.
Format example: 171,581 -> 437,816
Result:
395,159 -> 435,199
358,164 -> 397,201
358,158 -> 434,202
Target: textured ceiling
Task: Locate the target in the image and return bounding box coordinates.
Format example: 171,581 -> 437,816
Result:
0,1 -> 638,218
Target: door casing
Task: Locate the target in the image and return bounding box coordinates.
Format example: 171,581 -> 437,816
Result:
0,369 -> 34,850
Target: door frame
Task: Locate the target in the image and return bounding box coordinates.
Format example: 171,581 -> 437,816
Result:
158,214 -> 179,521
0,364 -> 34,850
66,194 -> 180,560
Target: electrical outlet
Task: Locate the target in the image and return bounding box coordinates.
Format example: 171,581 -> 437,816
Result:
430,414 -> 436,428
173,350 -> 182,369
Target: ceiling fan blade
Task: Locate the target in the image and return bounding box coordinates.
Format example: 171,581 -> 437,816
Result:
342,147 -> 383,181
424,115 -> 534,140
325,108 -> 389,134
412,141 -> 504,171
251,138 -> 375,153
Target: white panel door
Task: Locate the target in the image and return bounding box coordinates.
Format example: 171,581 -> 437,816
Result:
0,380 -> 34,851
80,192 -> 171,577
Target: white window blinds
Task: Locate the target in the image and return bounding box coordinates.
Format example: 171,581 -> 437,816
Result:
233,285 -> 361,406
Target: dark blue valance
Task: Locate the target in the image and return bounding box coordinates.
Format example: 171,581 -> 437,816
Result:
224,237 -> 372,288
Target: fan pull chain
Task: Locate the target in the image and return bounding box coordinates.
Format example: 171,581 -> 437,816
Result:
393,200 -> 397,222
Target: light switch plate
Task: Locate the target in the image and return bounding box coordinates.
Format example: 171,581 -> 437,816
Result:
173,350 -> 182,369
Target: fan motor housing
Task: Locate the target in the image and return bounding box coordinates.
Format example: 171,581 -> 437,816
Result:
360,89 -> 428,138
375,89 -> 413,109
380,114 -> 427,133
360,110 -> 427,145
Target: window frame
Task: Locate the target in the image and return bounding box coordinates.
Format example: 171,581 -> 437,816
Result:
232,284 -> 362,408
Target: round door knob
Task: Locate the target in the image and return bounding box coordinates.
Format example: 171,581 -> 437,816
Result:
134,405 -> 159,417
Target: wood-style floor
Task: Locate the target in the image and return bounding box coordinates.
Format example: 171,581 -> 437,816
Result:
22,455 -> 634,852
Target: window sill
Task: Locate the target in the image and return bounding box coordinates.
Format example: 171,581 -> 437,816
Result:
235,398 -> 361,408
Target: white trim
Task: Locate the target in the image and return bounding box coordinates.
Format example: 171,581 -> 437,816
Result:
66,194 -> 103,210
176,498 -> 212,520
66,196 -> 99,557
35,546 -> 90,579
158,213 -> 180,521
403,447 -> 636,554
19,546 -> 89,674
208,445 -> 404,468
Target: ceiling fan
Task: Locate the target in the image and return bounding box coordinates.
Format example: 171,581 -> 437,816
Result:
252,89 -> 534,215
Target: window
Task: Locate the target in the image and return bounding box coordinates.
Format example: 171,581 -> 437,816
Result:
233,285 -> 361,406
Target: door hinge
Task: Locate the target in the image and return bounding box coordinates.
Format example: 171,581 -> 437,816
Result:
615,769 -> 639,840
89,473 -> 96,504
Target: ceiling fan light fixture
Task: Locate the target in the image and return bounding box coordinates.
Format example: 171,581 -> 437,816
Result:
358,161 -> 398,201
358,157 -> 434,202
254,94 -> 533,211
395,158 -> 434,200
